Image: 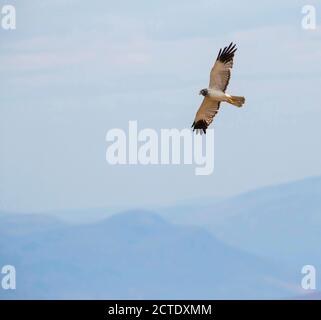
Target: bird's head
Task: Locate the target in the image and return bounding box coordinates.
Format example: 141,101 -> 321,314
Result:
199,88 -> 208,96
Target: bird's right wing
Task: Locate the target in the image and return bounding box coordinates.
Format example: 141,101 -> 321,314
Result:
209,42 -> 237,92
192,96 -> 220,133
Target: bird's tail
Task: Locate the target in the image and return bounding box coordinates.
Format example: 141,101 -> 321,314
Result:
228,96 -> 245,107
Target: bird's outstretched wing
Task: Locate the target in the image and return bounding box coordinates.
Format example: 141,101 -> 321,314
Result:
192,97 -> 220,133
209,42 -> 237,92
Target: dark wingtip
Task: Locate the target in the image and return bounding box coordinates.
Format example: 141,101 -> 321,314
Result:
191,120 -> 208,134
217,42 -> 237,64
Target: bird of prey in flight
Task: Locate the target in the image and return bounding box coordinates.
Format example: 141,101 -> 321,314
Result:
192,42 -> 245,134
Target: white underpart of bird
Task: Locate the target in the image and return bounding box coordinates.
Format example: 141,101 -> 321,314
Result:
192,42 -> 245,134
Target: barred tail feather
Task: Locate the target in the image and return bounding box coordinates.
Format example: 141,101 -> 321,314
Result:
228,96 -> 245,107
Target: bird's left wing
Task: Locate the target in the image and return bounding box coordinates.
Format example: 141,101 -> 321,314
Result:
192,96 -> 220,133
209,42 -> 237,92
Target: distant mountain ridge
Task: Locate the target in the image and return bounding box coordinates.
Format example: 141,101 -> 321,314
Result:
161,175 -> 321,292
1,176 -> 320,299
0,210 -> 298,299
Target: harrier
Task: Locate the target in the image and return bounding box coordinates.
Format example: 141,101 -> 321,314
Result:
192,42 -> 245,134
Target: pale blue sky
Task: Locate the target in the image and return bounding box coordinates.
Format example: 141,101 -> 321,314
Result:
1,0 -> 321,212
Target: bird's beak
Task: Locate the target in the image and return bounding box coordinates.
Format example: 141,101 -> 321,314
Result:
198,92 -> 201,95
